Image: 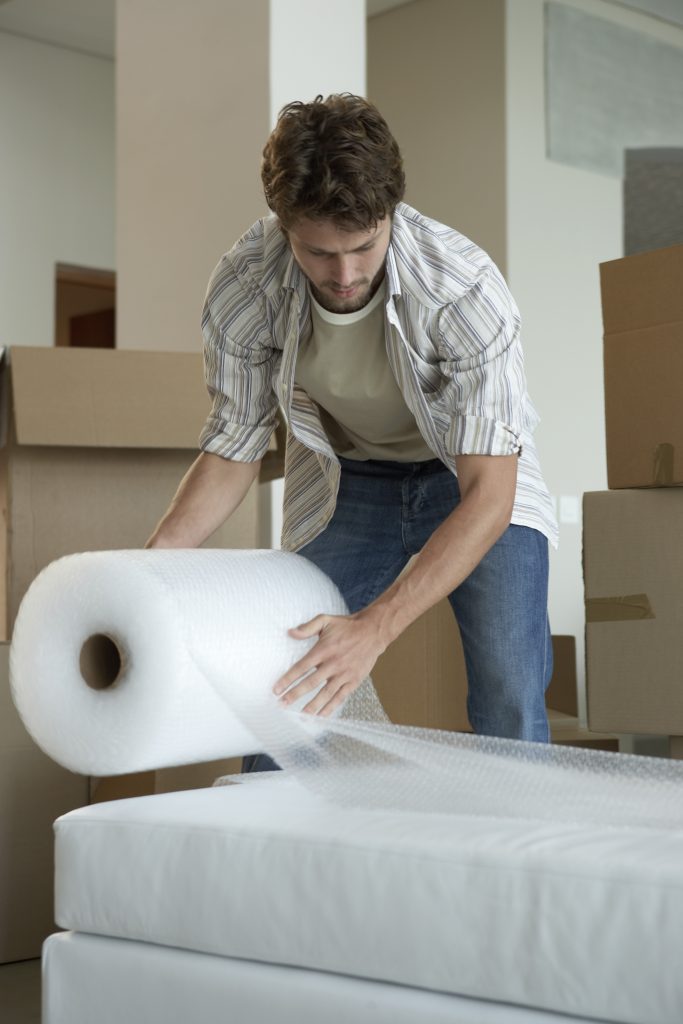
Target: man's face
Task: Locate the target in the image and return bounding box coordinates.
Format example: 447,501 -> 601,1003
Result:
286,217 -> 392,314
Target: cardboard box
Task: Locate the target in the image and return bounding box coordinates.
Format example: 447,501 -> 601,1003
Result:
545,634 -> 578,717
584,489 -> 683,737
373,614 -> 615,748
0,643 -> 89,964
373,598 -> 469,731
600,244 -> 683,488
544,637 -> 618,749
89,760 -> 245,801
0,344 -> 284,963
0,346 -> 284,639
547,709 -> 618,752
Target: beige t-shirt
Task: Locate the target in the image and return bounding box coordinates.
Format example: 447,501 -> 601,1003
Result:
295,282 -> 435,462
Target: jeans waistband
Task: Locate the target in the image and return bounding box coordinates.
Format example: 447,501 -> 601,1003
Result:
338,456 -> 448,479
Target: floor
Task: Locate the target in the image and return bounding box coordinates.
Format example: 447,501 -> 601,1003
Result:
0,959 -> 41,1023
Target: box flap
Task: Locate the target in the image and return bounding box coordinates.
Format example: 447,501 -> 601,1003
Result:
600,244 -> 683,335
10,347 -> 212,450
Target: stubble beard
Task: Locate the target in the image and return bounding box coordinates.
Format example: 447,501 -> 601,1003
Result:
311,264 -> 387,314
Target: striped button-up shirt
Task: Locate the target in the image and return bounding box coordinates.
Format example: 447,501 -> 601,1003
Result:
200,203 -> 558,551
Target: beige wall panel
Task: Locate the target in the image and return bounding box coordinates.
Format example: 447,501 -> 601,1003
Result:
116,0 -> 270,352
368,0 -> 507,273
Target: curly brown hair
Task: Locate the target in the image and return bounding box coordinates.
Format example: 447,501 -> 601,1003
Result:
261,94 -> 405,230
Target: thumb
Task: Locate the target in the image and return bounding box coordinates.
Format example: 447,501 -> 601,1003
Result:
289,615 -> 329,639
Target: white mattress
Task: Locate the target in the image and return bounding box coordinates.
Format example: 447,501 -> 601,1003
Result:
54,775 -> 683,1024
43,931 -> 595,1024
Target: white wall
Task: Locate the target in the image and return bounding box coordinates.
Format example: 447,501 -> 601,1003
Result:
270,0 -> 365,116
268,0 -> 366,547
506,0 -> 683,718
0,31 -> 115,349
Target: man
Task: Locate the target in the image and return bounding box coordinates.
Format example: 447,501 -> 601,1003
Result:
147,94 -> 558,769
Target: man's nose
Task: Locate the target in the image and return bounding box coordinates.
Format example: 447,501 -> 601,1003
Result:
331,257 -> 356,287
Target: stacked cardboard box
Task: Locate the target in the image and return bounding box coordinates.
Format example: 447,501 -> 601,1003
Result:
584,244 -> 683,758
0,345 -> 284,963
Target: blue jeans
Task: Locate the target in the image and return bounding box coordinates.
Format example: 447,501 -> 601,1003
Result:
243,457 -> 552,772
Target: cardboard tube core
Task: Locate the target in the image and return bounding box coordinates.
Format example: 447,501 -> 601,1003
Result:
80,634 -> 123,690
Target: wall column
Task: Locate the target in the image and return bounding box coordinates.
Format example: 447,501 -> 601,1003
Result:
116,0 -> 365,354
116,0 -> 270,352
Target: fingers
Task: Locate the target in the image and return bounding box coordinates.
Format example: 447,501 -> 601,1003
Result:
278,667 -> 328,705
288,615 -> 329,639
273,658 -> 320,696
276,615 -> 347,694
273,617 -> 331,695
277,665 -> 356,716
274,612 -> 371,716
303,680 -> 355,717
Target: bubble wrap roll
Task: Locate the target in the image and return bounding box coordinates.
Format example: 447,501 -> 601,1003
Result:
10,549 -> 350,776
12,548 -> 683,833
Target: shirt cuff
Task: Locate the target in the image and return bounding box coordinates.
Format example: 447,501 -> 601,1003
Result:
199,419 -> 275,462
445,415 -> 523,457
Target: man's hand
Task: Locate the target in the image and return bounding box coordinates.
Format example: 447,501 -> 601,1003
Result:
273,611 -> 387,716
274,454 -> 518,717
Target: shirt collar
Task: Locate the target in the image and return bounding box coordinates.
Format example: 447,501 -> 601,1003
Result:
282,250 -> 305,294
385,241 -> 402,302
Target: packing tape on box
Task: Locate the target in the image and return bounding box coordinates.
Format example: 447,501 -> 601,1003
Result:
585,593 -> 655,622
10,549 -> 683,830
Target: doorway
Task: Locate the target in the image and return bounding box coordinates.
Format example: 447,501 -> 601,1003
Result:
55,263 -> 116,348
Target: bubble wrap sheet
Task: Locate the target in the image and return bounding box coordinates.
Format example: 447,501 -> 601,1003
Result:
10,549 -> 683,830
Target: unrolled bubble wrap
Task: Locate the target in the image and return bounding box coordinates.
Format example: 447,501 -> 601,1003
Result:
11,549 -> 683,831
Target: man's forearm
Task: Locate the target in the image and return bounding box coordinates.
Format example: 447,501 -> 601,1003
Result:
361,492 -> 509,647
146,451 -> 261,549
273,454 -> 519,715
360,454 -> 518,647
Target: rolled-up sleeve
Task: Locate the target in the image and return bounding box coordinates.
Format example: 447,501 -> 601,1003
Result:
436,264 -> 536,457
198,257 -> 280,462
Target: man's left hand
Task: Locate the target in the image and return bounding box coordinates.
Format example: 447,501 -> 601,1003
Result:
273,612 -> 386,716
